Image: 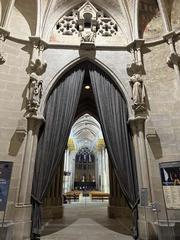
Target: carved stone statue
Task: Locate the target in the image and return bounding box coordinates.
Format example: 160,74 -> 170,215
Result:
130,74 -> 145,106
81,30 -> 95,43
30,58 -> 47,76
26,73 -> 43,113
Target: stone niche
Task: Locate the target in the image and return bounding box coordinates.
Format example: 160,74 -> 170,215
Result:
49,1 -> 127,46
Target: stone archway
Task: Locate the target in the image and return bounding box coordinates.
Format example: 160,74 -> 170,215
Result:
41,60 -> 132,224
18,59 -> 152,240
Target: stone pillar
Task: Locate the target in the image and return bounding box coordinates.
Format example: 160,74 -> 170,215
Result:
18,116 -> 44,205
103,148 -> 107,193
129,117 -> 156,240
105,149 -> 110,193
63,149 -> 67,193
12,116 -> 43,240
156,0 -> 171,33
101,148 -> 105,192
63,148 -> 71,193
98,150 -> 102,191
131,117 -> 151,196
103,148 -> 109,193
1,0 -> 15,28
95,154 -> 99,190
100,149 -> 104,191
127,39 -> 145,77
71,155 -> 75,190
11,36 -> 48,240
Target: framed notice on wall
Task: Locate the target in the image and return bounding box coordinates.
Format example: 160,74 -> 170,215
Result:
160,161 -> 180,209
0,161 -> 13,211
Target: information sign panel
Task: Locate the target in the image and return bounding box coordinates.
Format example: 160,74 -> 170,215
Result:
160,161 -> 180,209
0,162 -> 13,211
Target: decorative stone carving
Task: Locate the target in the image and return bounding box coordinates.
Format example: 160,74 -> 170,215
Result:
163,31 -> 180,69
97,15 -> 117,37
26,73 -> 43,113
129,74 -> 147,115
0,27 -> 10,64
26,37 -> 47,116
166,52 -> 180,68
127,39 -> 145,76
81,30 -> 95,43
56,13 -> 78,36
30,58 -> 47,76
53,1 -> 118,44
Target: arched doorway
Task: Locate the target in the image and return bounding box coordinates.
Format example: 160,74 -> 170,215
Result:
31,61 -> 139,240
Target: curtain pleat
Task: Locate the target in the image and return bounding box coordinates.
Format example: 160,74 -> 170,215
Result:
31,67 -> 85,238
89,63 -> 139,239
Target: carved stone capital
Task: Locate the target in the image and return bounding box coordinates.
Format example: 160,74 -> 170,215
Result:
127,62 -> 144,76
128,116 -> 146,134
167,52 -> 180,68
26,113 -> 45,129
127,39 -> 145,76
30,58 -> 47,75
163,31 -> 175,45
127,39 -> 145,52
0,27 -> 10,42
132,104 -> 147,117
29,36 -> 48,52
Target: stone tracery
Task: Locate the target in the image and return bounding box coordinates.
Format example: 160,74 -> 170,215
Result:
51,1 -> 118,43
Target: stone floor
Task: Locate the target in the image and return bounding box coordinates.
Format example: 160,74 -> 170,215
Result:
41,197 -> 133,240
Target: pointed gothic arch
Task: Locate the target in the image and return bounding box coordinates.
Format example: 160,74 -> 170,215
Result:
31,59 -> 139,239
40,57 -> 133,118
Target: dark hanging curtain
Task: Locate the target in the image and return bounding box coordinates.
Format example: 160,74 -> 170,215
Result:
88,63 -> 139,239
31,66 -> 85,238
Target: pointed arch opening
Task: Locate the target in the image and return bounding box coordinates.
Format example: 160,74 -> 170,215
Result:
31,60 -> 139,240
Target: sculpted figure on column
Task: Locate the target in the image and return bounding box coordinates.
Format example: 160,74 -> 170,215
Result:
26,57 -> 47,115
130,74 -> 145,106
27,73 -> 43,113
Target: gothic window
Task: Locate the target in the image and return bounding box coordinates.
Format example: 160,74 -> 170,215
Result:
51,1 -> 118,42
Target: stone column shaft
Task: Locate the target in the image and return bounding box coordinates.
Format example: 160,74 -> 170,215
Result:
1,0 -> 15,27
130,117 -> 152,202
18,117 -> 43,205
157,0 -> 171,32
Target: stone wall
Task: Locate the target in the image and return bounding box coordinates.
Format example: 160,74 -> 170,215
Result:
0,38 -> 31,237
143,41 -> 180,218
